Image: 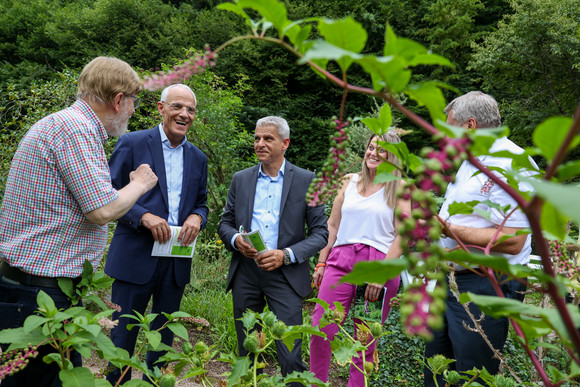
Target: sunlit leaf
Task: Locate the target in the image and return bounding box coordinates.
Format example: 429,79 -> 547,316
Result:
540,200 -> 568,240
378,103 -> 392,133
318,17 -> 367,72
532,116 -> 575,163
556,159 -> 580,181
299,40 -> 362,65
405,82 -> 446,123
234,0 -> 290,37
526,178 -> 580,226
340,258 -> 408,285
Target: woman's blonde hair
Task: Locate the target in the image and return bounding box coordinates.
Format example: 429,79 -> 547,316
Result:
359,131 -> 402,208
77,57 -> 142,104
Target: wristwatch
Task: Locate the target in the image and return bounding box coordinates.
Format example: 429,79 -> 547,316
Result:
282,248 -> 292,265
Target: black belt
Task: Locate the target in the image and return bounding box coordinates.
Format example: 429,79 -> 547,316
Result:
453,267 -> 484,275
0,261 -> 80,289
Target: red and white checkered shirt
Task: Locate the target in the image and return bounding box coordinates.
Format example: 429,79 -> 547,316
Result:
0,100 -> 119,277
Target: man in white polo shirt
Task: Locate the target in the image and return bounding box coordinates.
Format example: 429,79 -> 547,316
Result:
424,91 -> 538,386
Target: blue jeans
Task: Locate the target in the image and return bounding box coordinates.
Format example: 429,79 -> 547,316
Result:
0,274 -> 82,387
424,272 -> 527,387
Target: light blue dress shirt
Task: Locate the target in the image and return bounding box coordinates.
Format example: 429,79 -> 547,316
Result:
231,160 -> 296,263
159,124 -> 186,226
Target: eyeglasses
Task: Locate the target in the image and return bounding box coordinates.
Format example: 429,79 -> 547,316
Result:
162,102 -> 197,115
128,95 -> 142,109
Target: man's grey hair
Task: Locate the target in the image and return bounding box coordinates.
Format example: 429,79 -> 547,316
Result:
160,84 -> 197,106
444,91 -> 501,129
256,116 -> 290,140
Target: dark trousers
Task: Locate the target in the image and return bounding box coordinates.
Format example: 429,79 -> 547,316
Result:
424,272 -> 527,387
231,258 -> 306,386
106,258 -> 185,385
0,274 -> 82,387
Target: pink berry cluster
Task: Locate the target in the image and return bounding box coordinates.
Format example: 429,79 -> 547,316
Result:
0,345 -> 39,379
396,135 -> 470,337
176,316 -> 211,328
143,46 -> 216,91
400,282 -> 445,339
307,119 -> 349,206
549,240 -> 579,278
414,136 -> 469,195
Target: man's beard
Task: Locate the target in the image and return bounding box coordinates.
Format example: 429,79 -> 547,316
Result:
104,112 -> 130,137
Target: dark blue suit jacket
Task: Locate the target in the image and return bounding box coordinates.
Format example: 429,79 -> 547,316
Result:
217,161 -> 328,297
105,126 -> 208,287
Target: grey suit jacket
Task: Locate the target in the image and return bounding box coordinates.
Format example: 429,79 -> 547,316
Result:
218,161 -> 328,297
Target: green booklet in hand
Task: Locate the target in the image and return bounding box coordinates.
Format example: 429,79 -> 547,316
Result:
239,225 -> 268,253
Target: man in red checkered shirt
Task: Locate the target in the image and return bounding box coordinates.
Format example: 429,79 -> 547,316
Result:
0,56 -> 158,386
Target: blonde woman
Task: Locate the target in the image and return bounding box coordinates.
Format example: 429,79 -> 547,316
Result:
310,132 -> 411,386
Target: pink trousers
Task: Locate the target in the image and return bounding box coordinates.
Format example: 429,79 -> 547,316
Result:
310,243 -> 400,387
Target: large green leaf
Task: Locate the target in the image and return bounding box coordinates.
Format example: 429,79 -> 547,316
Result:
167,322 -> 189,341
532,116 -> 575,163
339,258 -> 408,285
299,40 -> 362,65
356,55 -> 410,93
460,293 -> 580,344
405,82 -> 446,123
227,355 -> 252,385
59,367 -> 95,387
235,0 -> 289,37
0,327 -> 46,348
318,17 -> 367,72
557,159 -> 580,181
144,330 -> 162,349
37,290 -> 57,316
540,200 -> 569,240
526,179 -> 580,226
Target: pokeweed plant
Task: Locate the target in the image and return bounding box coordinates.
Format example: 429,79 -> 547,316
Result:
140,0 -> 580,385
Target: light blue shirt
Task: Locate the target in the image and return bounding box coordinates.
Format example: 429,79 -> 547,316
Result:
231,159 -> 296,262
159,124 -> 186,226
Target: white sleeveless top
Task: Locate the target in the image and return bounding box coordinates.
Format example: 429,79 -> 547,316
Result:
334,174 -> 396,254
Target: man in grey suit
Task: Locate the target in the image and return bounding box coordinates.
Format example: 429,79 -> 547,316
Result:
218,116 -> 328,382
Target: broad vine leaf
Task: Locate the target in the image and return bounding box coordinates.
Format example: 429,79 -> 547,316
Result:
526,178 -> 580,226
284,370 -> 328,386
532,116 -> 576,163
227,355 -> 252,385
339,258 -> 408,285
330,336 -> 366,366
239,310 -> 258,331
318,17 -> 367,72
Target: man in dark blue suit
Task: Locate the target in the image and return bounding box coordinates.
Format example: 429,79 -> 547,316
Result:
218,116 -> 328,384
105,84 -> 208,384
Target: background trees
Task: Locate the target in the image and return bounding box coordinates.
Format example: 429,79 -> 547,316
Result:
1,0 -> 577,215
